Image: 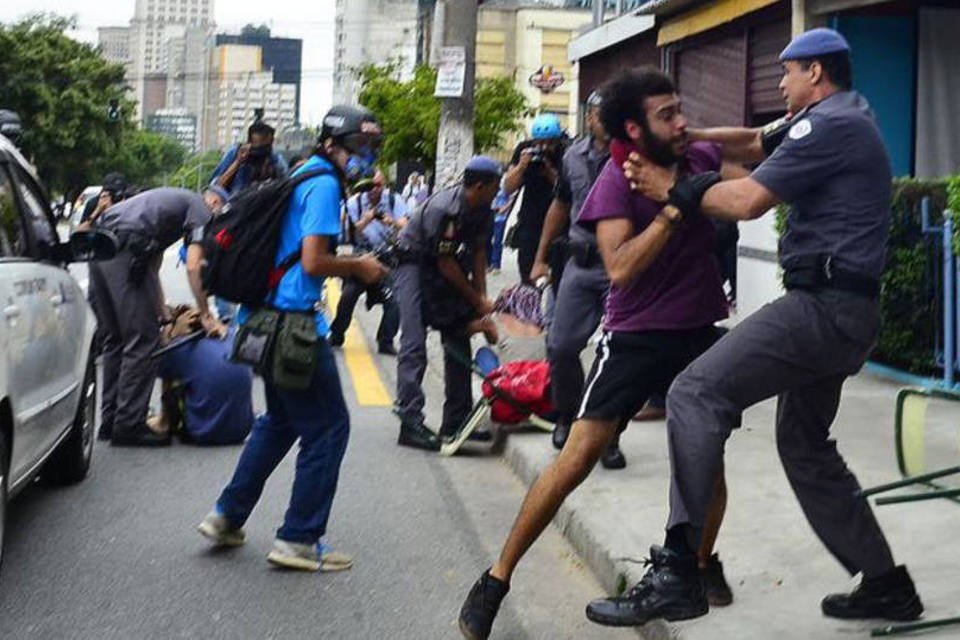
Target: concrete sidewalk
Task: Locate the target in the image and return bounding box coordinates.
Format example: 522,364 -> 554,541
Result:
354,249 -> 960,639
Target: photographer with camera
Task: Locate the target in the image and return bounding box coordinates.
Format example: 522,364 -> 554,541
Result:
503,113 -> 567,283
210,113 -> 288,197
76,172 -> 129,229
329,169 -> 407,355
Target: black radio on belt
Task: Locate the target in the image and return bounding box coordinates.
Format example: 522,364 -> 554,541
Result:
782,254 -> 879,299
569,241 -> 600,268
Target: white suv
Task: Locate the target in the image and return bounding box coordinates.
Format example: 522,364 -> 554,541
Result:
0,134 -> 115,571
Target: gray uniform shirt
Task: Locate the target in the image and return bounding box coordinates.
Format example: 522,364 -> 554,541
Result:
398,185 -> 491,258
752,91 -> 891,280
554,135 -> 610,245
97,187 -> 212,249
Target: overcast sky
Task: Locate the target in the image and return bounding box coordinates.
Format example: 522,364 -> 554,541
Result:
0,0 -> 336,125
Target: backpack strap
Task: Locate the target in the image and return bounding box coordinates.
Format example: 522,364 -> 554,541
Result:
266,166 -> 335,301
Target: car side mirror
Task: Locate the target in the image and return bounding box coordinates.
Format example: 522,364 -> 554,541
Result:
67,229 -> 119,262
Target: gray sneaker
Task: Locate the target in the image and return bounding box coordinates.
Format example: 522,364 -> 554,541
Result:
197,509 -> 246,547
267,539 -> 321,571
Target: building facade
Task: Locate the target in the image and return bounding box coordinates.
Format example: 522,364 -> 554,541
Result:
146,108 -> 198,152
333,0 -> 420,105
215,26 -> 303,124
204,43 -> 298,151
97,26 -> 132,66
128,0 -> 215,120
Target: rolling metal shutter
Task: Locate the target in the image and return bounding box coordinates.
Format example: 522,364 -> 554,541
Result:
749,19 -> 791,117
675,34 -> 747,127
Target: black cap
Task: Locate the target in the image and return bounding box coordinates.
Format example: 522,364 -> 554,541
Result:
319,104 -> 379,141
102,172 -> 128,193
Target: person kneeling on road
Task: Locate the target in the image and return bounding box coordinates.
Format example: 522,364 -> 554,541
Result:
394,156 -> 502,452
197,104 -> 387,572
150,305 -> 254,445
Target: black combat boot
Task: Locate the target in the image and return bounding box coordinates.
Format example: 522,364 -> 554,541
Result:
551,419 -> 571,450
458,569 -> 510,639
701,553 -> 733,606
586,545 -> 707,626
821,565 -> 923,621
397,416 -> 441,452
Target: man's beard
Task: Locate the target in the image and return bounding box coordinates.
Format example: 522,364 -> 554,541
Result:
642,126 -> 683,166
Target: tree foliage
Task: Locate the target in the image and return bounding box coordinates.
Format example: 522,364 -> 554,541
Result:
0,14 -> 184,198
357,61 -> 530,172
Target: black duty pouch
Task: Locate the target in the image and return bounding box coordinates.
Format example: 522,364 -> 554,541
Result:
230,308 -> 281,376
271,311 -> 318,391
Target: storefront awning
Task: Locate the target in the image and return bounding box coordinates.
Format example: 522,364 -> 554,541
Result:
634,0 -> 711,17
656,0 -> 782,46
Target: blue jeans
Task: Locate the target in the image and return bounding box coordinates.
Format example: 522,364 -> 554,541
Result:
216,341 -> 350,544
488,216 -> 507,269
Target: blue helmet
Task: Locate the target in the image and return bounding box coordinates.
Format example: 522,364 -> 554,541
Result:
530,113 -> 562,140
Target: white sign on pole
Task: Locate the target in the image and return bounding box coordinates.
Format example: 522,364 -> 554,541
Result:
434,46 -> 466,98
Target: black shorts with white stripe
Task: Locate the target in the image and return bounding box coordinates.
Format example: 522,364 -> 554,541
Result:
576,325 -> 724,424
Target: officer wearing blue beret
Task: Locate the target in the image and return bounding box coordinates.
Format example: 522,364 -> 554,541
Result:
587,28 -> 924,626
393,156 -> 503,451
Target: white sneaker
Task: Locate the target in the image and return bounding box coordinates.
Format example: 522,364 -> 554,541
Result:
197,509 -> 246,547
318,542 -> 353,572
267,539 -> 321,571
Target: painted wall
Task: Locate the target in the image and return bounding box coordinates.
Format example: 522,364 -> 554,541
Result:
835,15 -> 917,178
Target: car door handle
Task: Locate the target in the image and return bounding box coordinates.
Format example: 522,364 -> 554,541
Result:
3,305 -> 20,319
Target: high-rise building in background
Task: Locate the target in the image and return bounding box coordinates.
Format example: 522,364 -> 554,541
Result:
333,0 -> 419,105
216,26 -> 303,125
203,43 -> 298,151
97,26 -> 132,67
128,0 -> 216,121
145,108 -> 198,153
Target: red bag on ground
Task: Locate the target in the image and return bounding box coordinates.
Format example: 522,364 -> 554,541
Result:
482,360 -> 553,424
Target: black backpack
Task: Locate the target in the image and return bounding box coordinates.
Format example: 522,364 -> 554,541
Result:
201,168 -> 335,306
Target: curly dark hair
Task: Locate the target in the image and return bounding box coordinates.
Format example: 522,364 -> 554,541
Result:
598,67 -> 676,142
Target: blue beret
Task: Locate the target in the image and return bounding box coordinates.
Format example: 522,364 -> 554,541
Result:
465,155 -> 501,176
779,28 -> 850,61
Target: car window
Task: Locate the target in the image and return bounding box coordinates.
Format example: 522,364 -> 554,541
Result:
0,166 -> 23,257
11,165 -> 58,260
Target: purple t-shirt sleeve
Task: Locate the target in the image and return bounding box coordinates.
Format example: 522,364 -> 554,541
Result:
575,162 -> 633,224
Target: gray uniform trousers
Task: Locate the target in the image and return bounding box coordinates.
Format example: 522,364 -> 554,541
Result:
89,250 -> 164,439
547,258 -> 609,424
666,288 -> 895,577
394,262 -> 473,436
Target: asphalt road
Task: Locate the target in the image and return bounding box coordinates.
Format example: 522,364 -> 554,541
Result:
0,253 -> 638,640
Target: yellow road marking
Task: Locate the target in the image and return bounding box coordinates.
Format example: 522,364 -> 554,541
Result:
325,279 -> 393,406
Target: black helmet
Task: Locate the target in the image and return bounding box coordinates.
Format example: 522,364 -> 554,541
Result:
319,104 -> 379,142
0,109 -> 23,145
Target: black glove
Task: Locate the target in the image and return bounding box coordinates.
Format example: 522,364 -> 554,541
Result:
667,171 -> 722,220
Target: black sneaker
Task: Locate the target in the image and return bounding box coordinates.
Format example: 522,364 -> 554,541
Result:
821,565 -> 923,621
459,569 -> 510,640
552,420 -> 571,450
586,545 -> 707,626
701,553 -> 733,606
397,417 -> 441,452
600,441 -> 626,470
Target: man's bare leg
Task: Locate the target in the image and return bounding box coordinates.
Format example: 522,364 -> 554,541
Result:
490,418 -> 616,583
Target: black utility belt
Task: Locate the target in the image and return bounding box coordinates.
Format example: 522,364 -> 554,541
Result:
783,255 -> 879,300
568,241 -> 601,268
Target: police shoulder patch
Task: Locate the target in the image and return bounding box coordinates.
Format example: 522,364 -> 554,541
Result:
788,119 -> 812,140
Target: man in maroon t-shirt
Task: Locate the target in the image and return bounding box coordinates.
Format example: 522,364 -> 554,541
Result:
457,68 -> 747,640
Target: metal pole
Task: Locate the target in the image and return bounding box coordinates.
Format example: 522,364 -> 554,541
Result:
592,0 -> 605,27
943,213 -> 954,387
858,464 -> 960,498
875,487 -> 960,505
871,616 -> 960,637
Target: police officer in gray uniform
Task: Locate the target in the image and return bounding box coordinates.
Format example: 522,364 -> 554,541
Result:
527,92 -> 626,469
587,28 -> 924,626
394,157 -> 502,451
90,187 -> 222,446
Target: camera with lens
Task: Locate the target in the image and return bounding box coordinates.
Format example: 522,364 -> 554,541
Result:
365,243 -> 399,307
